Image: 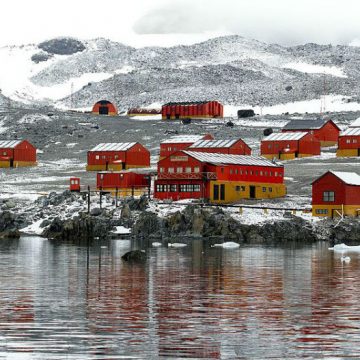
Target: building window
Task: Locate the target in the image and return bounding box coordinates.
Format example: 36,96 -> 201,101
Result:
179,184 -> 201,192
268,187 -> 272,192
177,167 -> 183,173
260,171 -> 263,176
193,184 -> 201,192
264,171 -> 268,176
315,209 -> 328,214
114,155 -> 118,160
323,191 -> 335,202
194,167 -> 200,173
168,167 -> 174,173
100,174 -> 104,180
185,167 -> 192,173
250,171 -> 253,175
170,184 -> 177,192
236,186 -> 241,191
102,155 -> 106,160
159,167 -> 164,173
268,144 -> 272,149
236,169 -> 239,175
168,147 -> 172,151
262,187 -> 266,192
230,169 -> 233,175
255,171 -> 259,176
353,139 -> 357,143
270,171 -> 273,176
346,139 -> 351,144
157,184 -> 170,192
241,186 -> 245,191
221,167 -> 224,173
95,155 -> 100,160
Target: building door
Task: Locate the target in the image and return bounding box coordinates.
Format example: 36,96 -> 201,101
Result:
9,159 -> 14,168
99,106 -> 109,115
213,184 -> 219,200
175,114 -> 180,119
295,152 -> 298,158
220,184 -> 225,201
358,148 -> 360,156
250,185 -> 256,199
166,114 -> 171,120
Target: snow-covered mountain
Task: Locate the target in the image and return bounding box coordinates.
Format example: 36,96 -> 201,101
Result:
1,35 -> 360,113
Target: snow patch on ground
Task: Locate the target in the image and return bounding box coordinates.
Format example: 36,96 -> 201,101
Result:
282,62 -> 347,78
18,113 -> 52,124
111,226 -> 131,235
130,114 -> 162,121
225,95 -> 360,116
20,218 -> 46,235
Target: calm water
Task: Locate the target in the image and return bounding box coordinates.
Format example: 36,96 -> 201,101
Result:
0,237 -> 360,359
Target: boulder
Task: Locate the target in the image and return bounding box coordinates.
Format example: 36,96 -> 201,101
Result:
122,250 -> 146,262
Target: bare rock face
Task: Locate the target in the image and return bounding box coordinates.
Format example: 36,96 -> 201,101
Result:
38,37 -> 85,55
31,51 -> 53,63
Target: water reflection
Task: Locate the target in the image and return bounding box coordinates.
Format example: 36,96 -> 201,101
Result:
0,237 -> 360,358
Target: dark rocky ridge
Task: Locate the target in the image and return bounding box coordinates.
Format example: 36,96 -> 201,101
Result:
38,37 -> 86,55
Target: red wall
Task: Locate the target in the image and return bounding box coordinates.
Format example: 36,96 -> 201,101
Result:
261,133 -> 320,155
97,172 -> 149,189
312,172 -> 360,205
7,140 -> 37,162
126,143 -> 150,167
338,135 -> 360,149
162,101 -> 223,118
206,164 -> 284,184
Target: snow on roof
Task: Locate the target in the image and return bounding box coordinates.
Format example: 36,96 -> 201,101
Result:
283,118 -> 328,130
262,132 -> 308,141
90,142 -> 136,151
189,139 -> 238,148
0,140 -> 22,148
350,117 -> 360,127
184,151 -> 281,167
340,128 -> 360,136
330,171 -> 360,186
161,135 -> 206,144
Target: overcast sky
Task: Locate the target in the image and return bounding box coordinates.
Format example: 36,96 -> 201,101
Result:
1,0 -> 360,47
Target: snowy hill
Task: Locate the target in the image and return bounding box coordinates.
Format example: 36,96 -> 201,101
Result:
1,35 -> 360,113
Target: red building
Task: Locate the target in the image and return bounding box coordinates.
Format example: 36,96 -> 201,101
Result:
159,134 -> 213,159
282,118 -> 340,147
261,132 -> 320,160
155,151 -> 286,203
0,140 -> 37,168
188,138 -> 251,155
97,171 -> 151,196
87,142 -> 150,171
312,171 -> 360,217
92,100 -> 117,116
336,127 -> 360,157
161,101 -> 224,120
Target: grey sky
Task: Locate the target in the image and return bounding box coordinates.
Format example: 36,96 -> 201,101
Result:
0,0 -> 360,47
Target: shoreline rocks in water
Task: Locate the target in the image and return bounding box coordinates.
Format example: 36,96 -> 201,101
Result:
0,191 -> 359,244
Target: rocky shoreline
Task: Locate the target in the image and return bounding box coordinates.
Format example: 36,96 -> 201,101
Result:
0,191 -> 359,245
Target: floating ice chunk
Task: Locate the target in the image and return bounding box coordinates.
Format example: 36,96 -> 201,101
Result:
341,256 -> 351,263
152,242 -> 162,247
212,242 -> 240,249
111,226 -> 131,234
329,243 -> 360,252
168,243 -> 187,248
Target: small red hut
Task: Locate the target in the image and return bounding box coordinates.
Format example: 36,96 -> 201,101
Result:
261,132 -> 320,160
159,134 -> 213,159
87,142 -> 150,171
282,118 -> 340,147
312,171 -> 360,217
92,100 -> 117,116
0,140 -> 37,168
161,101 -> 224,120
189,138 -> 252,155
336,127 -> 360,157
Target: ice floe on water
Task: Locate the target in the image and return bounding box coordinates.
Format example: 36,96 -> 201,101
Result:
152,242 -> 162,247
212,242 -> 240,249
168,243 -> 187,248
328,243 -> 360,252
